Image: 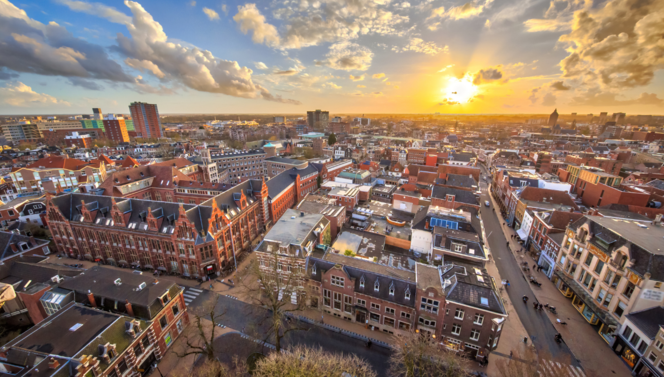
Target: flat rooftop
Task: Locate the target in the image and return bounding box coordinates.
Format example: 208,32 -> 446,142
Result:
588,216 -> 664,255
9,304 -> 119,357
331,229 -> 385,259
264,209 -> 327,245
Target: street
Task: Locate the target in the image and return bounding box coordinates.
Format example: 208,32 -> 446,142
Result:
478,165 -> 580,366
187,289 -> 393,375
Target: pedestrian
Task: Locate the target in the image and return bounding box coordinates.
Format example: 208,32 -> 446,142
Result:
510,350 -> 513,358
506,280 -> 510,287
506,242 -> 509,247
524,337 -> 528,344
321,314 -> 324,324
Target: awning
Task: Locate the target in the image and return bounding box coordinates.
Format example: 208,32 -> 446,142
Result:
555,270 -> 619,328
516,228 -> 528,241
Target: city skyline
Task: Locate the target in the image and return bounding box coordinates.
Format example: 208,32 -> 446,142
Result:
0,0 -> 662,115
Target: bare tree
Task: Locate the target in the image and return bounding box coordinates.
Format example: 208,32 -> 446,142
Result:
253,345 -> 376,377
174,296 -> 226,362
389,332 -> 472,377
171,358 -> 247,377
236,253 -> 309,352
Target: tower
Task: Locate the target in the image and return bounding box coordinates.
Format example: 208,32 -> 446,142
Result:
547,109 -> 559,127
129,102 -> 163,139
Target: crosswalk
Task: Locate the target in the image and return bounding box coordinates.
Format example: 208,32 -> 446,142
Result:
182,287 -> 203,306
538,359 -> 586,377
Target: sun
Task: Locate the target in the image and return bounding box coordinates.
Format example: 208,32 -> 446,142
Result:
441,76 -> 478,104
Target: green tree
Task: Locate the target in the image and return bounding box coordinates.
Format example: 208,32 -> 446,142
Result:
328,133 -> 337,146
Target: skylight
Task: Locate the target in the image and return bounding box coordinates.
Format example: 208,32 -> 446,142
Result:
480,297 -> 489,306
69,323 -> 83,331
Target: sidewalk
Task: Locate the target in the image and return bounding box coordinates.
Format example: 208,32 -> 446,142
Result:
488,190 -> 631,376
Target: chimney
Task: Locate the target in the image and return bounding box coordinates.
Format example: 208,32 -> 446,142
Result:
29,236 -> 36,246
48,357 -> 60,370
125,300 -> 134,317
87,291 -> 97,307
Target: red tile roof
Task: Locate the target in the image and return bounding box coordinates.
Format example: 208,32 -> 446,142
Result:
25,156 -> 100,170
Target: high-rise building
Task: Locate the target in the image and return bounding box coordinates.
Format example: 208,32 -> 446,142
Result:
613,112 -> 626,124
599,112 -> 608,124
92,108 -> 102,120
103,114 -> 130,142
547,108 -> 558,127
307,109 -> 329,131
129,102 -> 163,138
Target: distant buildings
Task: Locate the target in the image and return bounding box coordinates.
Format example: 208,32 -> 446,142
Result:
103,114 -> 131,143
548,108 -> 559,127
307,109 -> 329,131
129,102 -> 163,138
92,107 -> 102,120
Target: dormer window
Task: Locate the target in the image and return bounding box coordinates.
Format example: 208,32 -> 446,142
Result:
374,280 -> 380,292
312,264 -> 317,275
405,289 -> 411,300
360,276 -> 365,288
389,285 -> 395,296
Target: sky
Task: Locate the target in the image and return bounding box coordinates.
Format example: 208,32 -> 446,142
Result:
0,0 -> 662,115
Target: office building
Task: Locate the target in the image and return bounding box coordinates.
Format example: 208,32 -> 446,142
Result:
103,114 -> 131,143
307,109 -> 329,131
129,102 -> 163,138
92,107 -> 102,120
548,108 -> 559,127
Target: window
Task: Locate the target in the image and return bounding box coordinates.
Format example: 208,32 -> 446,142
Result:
360,277 -> 365,288
584,253 -> 594,266
451,323 -> 461,335
614,301 -> 627,317
323,289 -> 331,307
659,361 -> 664,373
453,243 -> 464,252
384,317 -> 395,327
473,313 -> 484,325
421,298 -> 440,314
357,298 -> 366,306
629,332 -> 642,348
374,280 -> 380,291
134,344 -> 143,357
454,308 -> 465,320
656,340 -> 664,351
118,360 -> 128,373
623,282 -> 636,299
638,341 -> 648,354
386,307 -> 395,315
419,317 -> 437,328
333,292 -> 342,310
141,336 -> 150,349
370,312 -> 380,323
405,290 -> 411,300
596,289 -> 607,304
172,303 -> 180,317
401,312 -> 411,319
344,295 -> 352,313
648,351 -> 658,363
159,315 -> 168,329
371,303 -> 380,310
470,329 -> 481,341
594,260 -> 605,274
331,275 -> 345,287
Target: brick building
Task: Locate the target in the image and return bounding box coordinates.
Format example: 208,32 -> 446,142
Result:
64,132 -> 93,149
208,150 -> 266,185
296,199 -> 346,240
129,102 -> 163,138
327,187 -> 360,212
42,129 -> 103,147
103,115 -> 131,143
10,156 -> 107,197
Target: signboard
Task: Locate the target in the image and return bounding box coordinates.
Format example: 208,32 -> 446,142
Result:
627,271 -> 642,285
641,289 -> 664,301
588,244 -> 609,262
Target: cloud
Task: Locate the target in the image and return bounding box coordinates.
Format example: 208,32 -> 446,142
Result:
222,4 -> 228,15
323,82 -> 342,89
357,84 -> 366,88
550,80 -> 570,90
397,38 -> 448,55
233,4 -> 280,47
254,62 -> 269,70
315,42 -> 373,71
429,1 -> 486,21
484,19 -> 491,28
0,68 -> 19,80
273,68 -> 300,75
572,91 -> 663,106
373,73 -> 385,79
203,7 -> 220,20
133,75 -> 175,95
56,0 -> 131,24
350,74 -> 365,81
189,1 -> 196,6
0,81 -> 69,107
541,92 -> 556,106
558,0 -> 664,89
112,0 -> 299,104
473,67 -> 504,85
372,91 -> 383,96
528,87 -> 539,104
439,99 -> 460,105
232,0 -> 409,50
68,77 -> 102,90
438,64 -> 455,73
0,0 -> 133,83
124,58 -> 165,78
523,18 -> 571,32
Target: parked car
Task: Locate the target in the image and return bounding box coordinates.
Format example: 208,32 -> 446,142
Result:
485,200 -> 490,207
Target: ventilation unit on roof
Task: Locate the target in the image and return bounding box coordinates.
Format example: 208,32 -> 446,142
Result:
114,278 -> 122,286
137,282 -> 147,291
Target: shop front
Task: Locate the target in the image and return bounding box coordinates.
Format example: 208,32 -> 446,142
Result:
633,359 -> 663,377
555,270 -> 619,344
613,335 -> 640,371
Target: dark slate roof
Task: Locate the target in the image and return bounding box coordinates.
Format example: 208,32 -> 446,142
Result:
307,253 -> 416,308
431,186 -> 479,206
646,180 -> 664,190
626,307 -> 664,339
448,153 -> 473,162
0,231 -> 50,261
266,169 -> 298,197
443,174 -> 477,189
58,266 -> 180,319
440,263 -> 506,314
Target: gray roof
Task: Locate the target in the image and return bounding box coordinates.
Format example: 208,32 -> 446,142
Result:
441,263 -> 506,314
431,186 -> 479,206
308,253 -> 416,308
626,307 -> 664,340
443,174 -> 477,189
265,156 -> 304,165
330,229 -> 385,259
263,209 -> 329,246
646,180 -> 664,191
0,231 -> 49,261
